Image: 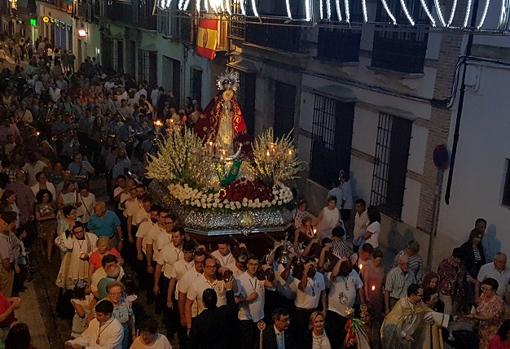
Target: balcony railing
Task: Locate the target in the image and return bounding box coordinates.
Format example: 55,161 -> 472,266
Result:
137,0 -> 156,30
74,0 -> 93,22
38,0 -> 73,13
371,26 -> 428,73
317,28 -> 361,62
244,19 -> 305,53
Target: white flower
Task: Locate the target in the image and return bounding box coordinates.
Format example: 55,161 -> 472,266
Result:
218,203 -> 224,208
212,202 -> 218,208
278,200 -> 283,205
254,198 -> 260,204
242,198 -> 248,204
236,202 -> 242,209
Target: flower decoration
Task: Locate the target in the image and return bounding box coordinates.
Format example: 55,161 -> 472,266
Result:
247,129 -> 305,186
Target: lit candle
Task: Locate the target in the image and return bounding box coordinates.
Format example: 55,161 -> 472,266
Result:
313,228 -> 317,236
359,264 -> 363,270
36,131 -> 40,136
371,285 -> 376,292
288,149 -> 293,156
266,150 -> 270,157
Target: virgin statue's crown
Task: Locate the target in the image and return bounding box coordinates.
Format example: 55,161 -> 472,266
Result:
216,69 -> 240,92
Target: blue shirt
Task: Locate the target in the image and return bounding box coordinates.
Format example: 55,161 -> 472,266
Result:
87,210 -> 121,238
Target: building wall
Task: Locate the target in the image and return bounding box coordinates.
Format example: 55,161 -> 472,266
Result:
435,61 -> 510,267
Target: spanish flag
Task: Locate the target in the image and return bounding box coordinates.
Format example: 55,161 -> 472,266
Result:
196,19 -> 218,60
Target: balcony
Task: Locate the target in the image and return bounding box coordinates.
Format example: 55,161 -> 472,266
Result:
317,28 -> 361,62
137,0 -> 156,30
38,0 -> 72,13
74,0 -> 94,22
371,26 -> 428,74
244,18 -> 305,53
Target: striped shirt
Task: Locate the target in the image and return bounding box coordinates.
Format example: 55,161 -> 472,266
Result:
332,239 -> 352,259
385,266 -> 416,299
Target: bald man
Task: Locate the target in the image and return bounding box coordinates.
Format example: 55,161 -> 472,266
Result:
385,254 -> 416,314
88,201 -> 124,250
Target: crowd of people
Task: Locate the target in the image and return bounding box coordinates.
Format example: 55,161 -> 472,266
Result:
0,38 -> 508,349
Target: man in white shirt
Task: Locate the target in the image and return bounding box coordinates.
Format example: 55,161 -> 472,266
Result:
178,250 -> 206,332
136,205 -> 160,302
65,300 -> 124,349
185,256 -> 227,333
211,240 -> 236,271
385,254 -> 415,313
326,258 -> 363,349
477,253 -> 510,299
236,255 -> 274,349
166,240 -> 195,346
154,226 -> 183,316
353,199 -> 369,248
286,261 -> 326,335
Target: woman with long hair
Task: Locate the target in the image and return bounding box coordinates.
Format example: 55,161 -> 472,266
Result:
35,189 -> 57,263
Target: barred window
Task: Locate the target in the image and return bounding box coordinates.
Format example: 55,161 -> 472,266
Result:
370,112 -> 412,219
310,95 -> 354,188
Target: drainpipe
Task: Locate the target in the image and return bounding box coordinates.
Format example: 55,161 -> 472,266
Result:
444,0 -> 480,205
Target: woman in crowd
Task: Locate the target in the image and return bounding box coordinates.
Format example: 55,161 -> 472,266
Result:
314,196 -> 341,240
304,311 -> 331,349
466,278 -> 505,349
106,281 -> 136,349
56,222 -> 97,290
35,189 -> 58,263
292,199 -> 311,230
363,206 -> 381,249
70,282 -> 95,338
293,216 -> 315,251
57,181 -> 78,210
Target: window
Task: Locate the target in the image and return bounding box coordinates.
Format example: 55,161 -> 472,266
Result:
273,81 -> 296,139
317,28 -> 361,62
371,0 -> 430,73
370,112 -> 412,219
138,50 -> 158,86
190,68 -> 202,104
310,95 -> 354,187
502,160 -> 510,206
237,72 -> 256,135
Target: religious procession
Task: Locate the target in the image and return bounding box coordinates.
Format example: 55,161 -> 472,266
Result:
0,27 -> 510,349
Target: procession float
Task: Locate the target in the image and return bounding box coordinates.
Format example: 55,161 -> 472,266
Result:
147,69 -> 305,238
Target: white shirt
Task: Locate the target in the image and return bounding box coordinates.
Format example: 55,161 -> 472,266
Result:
211,250 -> 236,270
275,326 -> 286,349
327,270 -> 363,317
312,332 -> 331,349
289,272 -> 326,310
353,210 -> 369,240
477,262 -> 510,297
316,207 -> 340,240
169,259 -> 194,300
66,317 -> 124,349
151,226 -> 167,262
130,334 -> 172,349
187,274 -> 226,317
340,181 -> 353,210
157,243 -> 183,279
91,266 -> 125,293
365,221 -> 381,248
77,192 -> 96,223
22,160 -> 48,185
31,182 -> 56,200
237,272 -> 265,322
136,220 -> 158,255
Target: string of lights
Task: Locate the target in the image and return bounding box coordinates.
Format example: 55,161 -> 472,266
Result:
157,0 -> 510,32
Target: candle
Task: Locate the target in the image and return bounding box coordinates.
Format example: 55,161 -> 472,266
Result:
288,149 -> 293,156
36,131 -> 40,136
371,285 -> 376,292
313,228 -> 317,236
266,150 -> 270,157
359,264 -> 363,270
